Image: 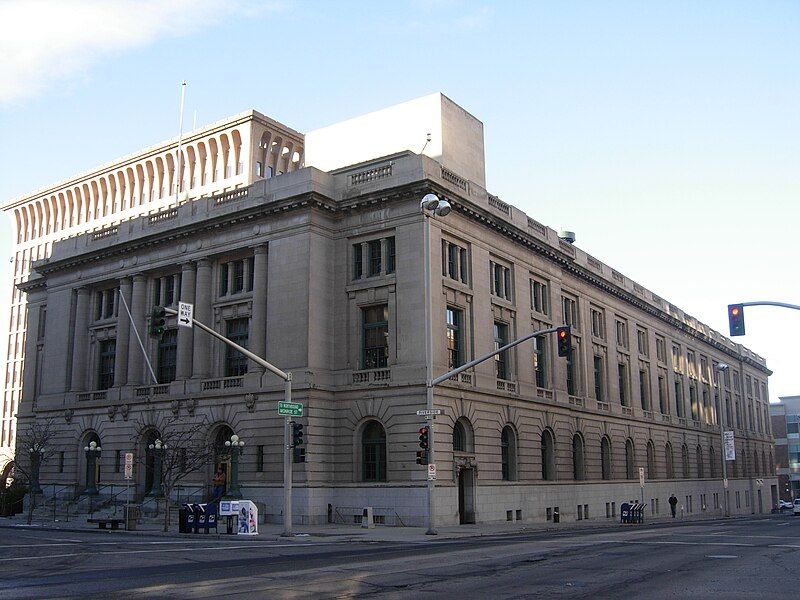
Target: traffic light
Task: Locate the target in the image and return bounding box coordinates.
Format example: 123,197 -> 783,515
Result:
416,450 -> 428,465
556,326 -> 571,357
150,306 -> 166,338
291,421 -> 304,447
418,426 -> 429,450
293,447 -> 306,464
728,304 -> 745,336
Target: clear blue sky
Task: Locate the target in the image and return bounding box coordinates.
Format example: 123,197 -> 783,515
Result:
1,0 -> 797,397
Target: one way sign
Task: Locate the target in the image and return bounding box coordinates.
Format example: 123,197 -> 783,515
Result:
178,302 -> 193,328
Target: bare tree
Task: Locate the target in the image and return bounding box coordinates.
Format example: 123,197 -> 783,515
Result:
4,419 -> 60,525
133,415 -> 214,532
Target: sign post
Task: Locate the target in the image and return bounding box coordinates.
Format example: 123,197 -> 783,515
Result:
639,466 -> 645,508
124,452 -> 133,519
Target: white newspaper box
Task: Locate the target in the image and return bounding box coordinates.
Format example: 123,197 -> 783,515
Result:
218,500 -> 258,535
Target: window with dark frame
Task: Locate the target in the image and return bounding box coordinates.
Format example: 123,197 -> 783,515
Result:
256,445 -> 264,472
352,243 -> 363,280
386,237 -> 395,274
533,335 -> 547,388
593,355 -> 604,401
562,295 -> 578,329
362,305 -> 389,369
362,420 -> 386,482
658,375 -> 668,413
494,321 -> 509,380
157,329 -> 178,384
618,362 -> 628,406
97,339 -> 116,390
616,319 -> 629,349
566,348 -> 577,396
367,240 -> 382,276
225,318 -> 249,376
490,261 -> 512,300
591,307 -> 605,339
531,278 -> 549,315
639,368 -> 650,410
675,378 -> 685,418
446,307 -> 463,369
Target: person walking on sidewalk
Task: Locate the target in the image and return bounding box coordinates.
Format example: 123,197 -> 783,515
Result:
669,494 -> 678,518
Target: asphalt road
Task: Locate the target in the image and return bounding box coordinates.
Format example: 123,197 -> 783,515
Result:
1,516 -> 799,599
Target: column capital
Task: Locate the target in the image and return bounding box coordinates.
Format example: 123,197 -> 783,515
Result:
75,286 -> 91,296
118,276 -> 133,288
253,244 -> 268,255
132,273 -> 148,283
181,261 -> 197,273
195,258 -> 212,269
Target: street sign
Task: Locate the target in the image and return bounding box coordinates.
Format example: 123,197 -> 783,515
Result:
639,467 -> 645,488
124,452 -> 134,465
178,302 -> 193,328
723,431 -> 736,461
278,401 -> 304,417
756,479 -> 764,486
724,478 -> 729,489
416,409 -> 443,416
428,463 -> 437,481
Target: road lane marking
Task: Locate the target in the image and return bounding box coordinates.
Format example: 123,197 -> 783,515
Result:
706,555 -> 738,559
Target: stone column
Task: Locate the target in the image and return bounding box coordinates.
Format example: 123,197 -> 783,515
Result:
176,262 -> 196,379
192,259 -> 213,378
70,287 -> 90,392
114,278 -> 132,387
127,274 -> 147,385
249,246 -> 268,371
21,305 -> 41,403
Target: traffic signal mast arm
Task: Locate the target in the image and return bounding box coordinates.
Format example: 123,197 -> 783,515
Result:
160,306 -> 289,382
431,326 -> 562,387
736,301 -> 800,311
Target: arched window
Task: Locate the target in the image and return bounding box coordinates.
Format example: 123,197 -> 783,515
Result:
625,439 -> 636,480
572,433 -> 585,480
696,445 -> 704,478
646,440 -> 656,479
753,449 -> 760,476
361,420 -> 386,482
769,451 -> 774,475
709,446 -> 717,478
601,436 -> 612,480
453,418 -> 474,453
541,429 -> 556,481
665,442 -> 674,479
501,426 -> 517,481
681,444 -> 690,478
761,450 -> 767,477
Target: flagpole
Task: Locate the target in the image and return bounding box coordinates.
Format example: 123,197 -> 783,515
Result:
174,81 -> 187,205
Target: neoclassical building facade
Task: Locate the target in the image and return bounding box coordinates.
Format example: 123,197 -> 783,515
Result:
6,96 -> 777,525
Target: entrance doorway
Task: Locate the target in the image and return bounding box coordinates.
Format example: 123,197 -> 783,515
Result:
757,489 -> 763,514
457,468 -> 476,524
212,425 -> 234,497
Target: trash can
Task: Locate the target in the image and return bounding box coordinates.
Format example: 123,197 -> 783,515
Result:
125,505 -> 140,531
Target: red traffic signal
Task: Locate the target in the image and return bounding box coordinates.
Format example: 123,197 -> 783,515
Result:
728,304 -> 745,337
556,326 -> 571,357
418,426 -> 429,450
415,450 -> 428,465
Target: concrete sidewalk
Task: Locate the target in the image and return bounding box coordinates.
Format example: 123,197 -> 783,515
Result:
0,511 -> 778,543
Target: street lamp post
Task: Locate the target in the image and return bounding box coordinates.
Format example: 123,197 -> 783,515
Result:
716,363 -> 730,517
29,447 -> 45,495
224,435 -> 245,499
83,441 -> 101,496
147,439 -> 167,498
420,193 -> 451,536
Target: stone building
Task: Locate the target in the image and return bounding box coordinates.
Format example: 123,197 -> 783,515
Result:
6,94 -> 778,525
769,396 -> 800,502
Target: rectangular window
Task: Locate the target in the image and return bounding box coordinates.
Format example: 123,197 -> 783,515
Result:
531,278 -> 549,315
165,276 -> 175,305
562,295 -> 578,329
95,291 -> 103,320
687,351 -> 696,378
447,243 -> 458,279
104,289 -> 115,318
352,243 -> 363,280
232,260 -> 245,294
219,263 -> 229,296
490,261 -> 512,300
618,363 -> 628,406
225,318 -> 249,377
386,237 -> 396,274
256,445 -> 264,472
98,339 -> 116,390
591,307 -> 605,339
658,375 -> 668,413
362,305 -> 389,369
58,451 -> 64,473
494,321 -> 509,380
157,328 -> 178,384
115,449 -> 121,473
459,248 -> 468,284
566,348 -> 577,396
690,384 -> 699,421
656,336 -> 666,363
616,320 -> 628,349
637,328 -> 649,356
639,368 -> 650,410
367,240 -> 382,276
594,355 -> 605,401
672,345 -> 682,372
533,335 -> 547,388
256,161 -> 263,177
446,307 -> 463,369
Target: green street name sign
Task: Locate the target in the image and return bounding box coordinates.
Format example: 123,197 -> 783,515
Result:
278,401 -> 304,417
